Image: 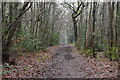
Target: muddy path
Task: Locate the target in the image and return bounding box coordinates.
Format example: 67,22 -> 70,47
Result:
39,45 -> 118,78
2,45 -> 118,78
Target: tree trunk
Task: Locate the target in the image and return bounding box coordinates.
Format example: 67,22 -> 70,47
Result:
72,16 -> 77,43
108,2 -> 114,60
117,2 -> 120,59
85,3 -> 92,50
117,2 -> 120,78
92,2 -> 96,58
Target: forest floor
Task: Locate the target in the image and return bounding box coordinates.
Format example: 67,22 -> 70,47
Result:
2,44 -> 118,78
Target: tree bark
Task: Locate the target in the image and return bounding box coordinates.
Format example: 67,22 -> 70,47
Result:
72,16 -> 77,42
92,2 -> 96,58
117,2 -> 120,78
108,2 -> 114,60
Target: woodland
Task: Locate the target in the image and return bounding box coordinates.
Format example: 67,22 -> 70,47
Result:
1,0 -> 120,78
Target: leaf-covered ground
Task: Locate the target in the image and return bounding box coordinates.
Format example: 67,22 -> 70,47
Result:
2,45 -> 118,78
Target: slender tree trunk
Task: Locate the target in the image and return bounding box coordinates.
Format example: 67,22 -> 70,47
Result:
108,2 -> 114,60
117,2 -> 120,58
85,3 -> 92,50
117,2 -> 120,78
84,2 -> 90,50
92,2 -> 96,58
72,16 -> 77,43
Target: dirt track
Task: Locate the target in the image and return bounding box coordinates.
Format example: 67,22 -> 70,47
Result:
40,45 -> 118,78
2,45 -> 118,78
